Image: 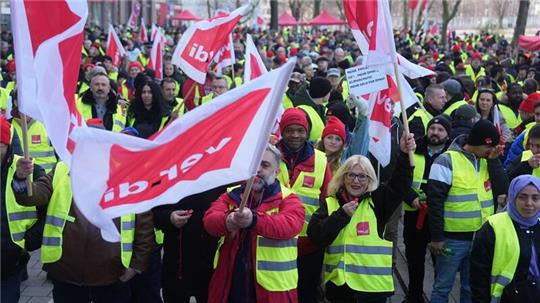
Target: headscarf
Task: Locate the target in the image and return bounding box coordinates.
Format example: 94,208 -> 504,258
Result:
507,175 -> 540,227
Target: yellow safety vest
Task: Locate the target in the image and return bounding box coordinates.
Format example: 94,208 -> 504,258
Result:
443,100 -> 468,117
5,155 -> 38,248
0,87 -> 9,116
171,97 -> 186,117
520,150 -> 540,178
126,113 -> 169,131
213,184 -> 298,291
76,99 -> 126,132
12,120 -> 57,172
408,108 -> 433,134
443,151 -> 494,232
283,93 -> 294,110
487,212 -> 535,303
277,149 -> 327,236
78,82 -> 90,96
41,162 -> 135,268
497,104 -> 520,130
465,65 -> 486,82
404,154 -> 426,212
323,196 -> 394,292
297,105 -> 325,142
522,122 -> 537,149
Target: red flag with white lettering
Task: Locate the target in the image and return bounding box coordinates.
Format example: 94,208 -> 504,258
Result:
214,34 -> 235,77
11,0 -> 87,164
127,1 -> 140,30
343,0 -> 397,66
106,24 -> 126,67
244,34 -> 268,83
171,5 -> 247,84
70,59 -> 296,242
148,28 -> 163,80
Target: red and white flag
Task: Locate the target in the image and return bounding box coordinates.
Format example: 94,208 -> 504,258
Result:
151,23 -> 158,41
106,24 -> 126,67
344,0 -> 397,66
70,59 -> 296,242
172,5 -> 247,84
127,1 -> 140,30
214,34 -> 235,77
244,34 -> 267,83
148,28 -> 163,80
11,0 -> 87,164
139,18 -> 148,43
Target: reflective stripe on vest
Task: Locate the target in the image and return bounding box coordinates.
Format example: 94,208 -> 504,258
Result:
488,213 -> 524,303
5,155 -> 38,248
277,149 -> 327,236
13,120 -> 57,172
41,162 -> 135,268
214,184 -> 298,291
443,151 -> 493,232
404,154 -> 426,212
298,105 -> 325,142
323,196 -> 394,292
443,100 -> 468,117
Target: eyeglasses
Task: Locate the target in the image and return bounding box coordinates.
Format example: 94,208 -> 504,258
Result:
345,172 -> 370,182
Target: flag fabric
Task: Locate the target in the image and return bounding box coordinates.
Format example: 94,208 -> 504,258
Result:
148,28 -> 163,80
106,24 -> 126,67
214,34 -> 235,77
139,18 -> 148,43
344,0 -> 397,66
172,5 -> 247,84
70,59 -> 296,242
244,34 -> 267,83
396,53 -> 435,79
11,0 -> 87,164
151,23 -> 158,41
127,1 -> 140,30
429,23 -> 439,35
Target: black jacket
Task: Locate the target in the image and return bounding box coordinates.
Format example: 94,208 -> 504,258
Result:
80,89 -> 121,131
450,119 -> 473,142
406,103 -> 441,139
470,219 -> 540,303
507,154 -> 535,181
1,148 -> 46,279
307,152 -> 413,301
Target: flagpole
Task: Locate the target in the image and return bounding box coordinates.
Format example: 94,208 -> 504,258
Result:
238,176 -> 255,212
20,113 -> 33,196
393,62 -> 415,166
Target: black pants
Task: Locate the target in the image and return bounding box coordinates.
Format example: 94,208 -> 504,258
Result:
52,280 -> 131,303
130,248 -> 163,303
403,210 -> 434,302
297,249 -> 324,303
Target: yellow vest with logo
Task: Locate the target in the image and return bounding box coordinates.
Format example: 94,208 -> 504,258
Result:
487,212 -> 534,303
277,149 -> 327,236
443,151 -> 493,232
76,99 -> 126,132
12,120 -> 57,172
213,184 -> 298,291
404,154 -> 426,212
41,162 -> 135,268
443,100 -> 468,117
5,155 -> 38,248
408,108 -> 433,134
323,196 -> 394,292
297,105 -> 325,142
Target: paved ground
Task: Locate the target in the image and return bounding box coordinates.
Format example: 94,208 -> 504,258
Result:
19,215 -> 459,303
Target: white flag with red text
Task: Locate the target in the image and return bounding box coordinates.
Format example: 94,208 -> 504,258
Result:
148,28 -> 163,79
172,5 -> 247,84
106,24 -> 126,67
69,59 -> 296,242
214,34 -> 235,77
11,0 -> 87,164
127,1 -> 140,30
244,34 -> 267,83
344,0 -> 397,66
139,18 -> 148,43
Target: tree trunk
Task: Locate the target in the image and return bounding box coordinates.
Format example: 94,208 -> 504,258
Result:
270,0 -> 278,32
512,0 -> 530,46
313,0 -> 321,18
402,0 -> 408,29
441,0 -> 462,50
206,0 -> 212,18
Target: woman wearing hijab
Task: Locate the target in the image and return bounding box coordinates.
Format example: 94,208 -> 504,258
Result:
470,175 -> 540,303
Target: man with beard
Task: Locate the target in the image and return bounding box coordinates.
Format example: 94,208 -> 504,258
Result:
76,69 -> 126,132
203,145 -> 305,303
427,120 -> 508,303
402,116 -> 452,303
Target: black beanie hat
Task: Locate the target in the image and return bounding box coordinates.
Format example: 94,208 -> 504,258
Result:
467,119 -> 500,147
427,115 -> 452,136
309,77 -> 332,99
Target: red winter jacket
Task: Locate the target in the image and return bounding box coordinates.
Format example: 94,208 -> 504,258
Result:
203,182 -> 305,303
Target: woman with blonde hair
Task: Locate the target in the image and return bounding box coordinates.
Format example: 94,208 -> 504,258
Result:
308,134 -> 416,303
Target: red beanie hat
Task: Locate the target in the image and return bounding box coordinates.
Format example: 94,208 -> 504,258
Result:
290,47 -> 298,57
519,92 -> 540,114
279,108 -> 308,133
451,44 -> 461,53
6,60 -> 16,73
322,116 -> 346,143
471,52 -> 482,60
1,117 -> 11,145
128,61 -> 144,71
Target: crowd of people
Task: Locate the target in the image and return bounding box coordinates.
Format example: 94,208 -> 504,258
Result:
1,17 -> 540,303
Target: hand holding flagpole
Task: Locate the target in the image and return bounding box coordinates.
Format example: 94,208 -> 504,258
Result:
20,113 -> 33,196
